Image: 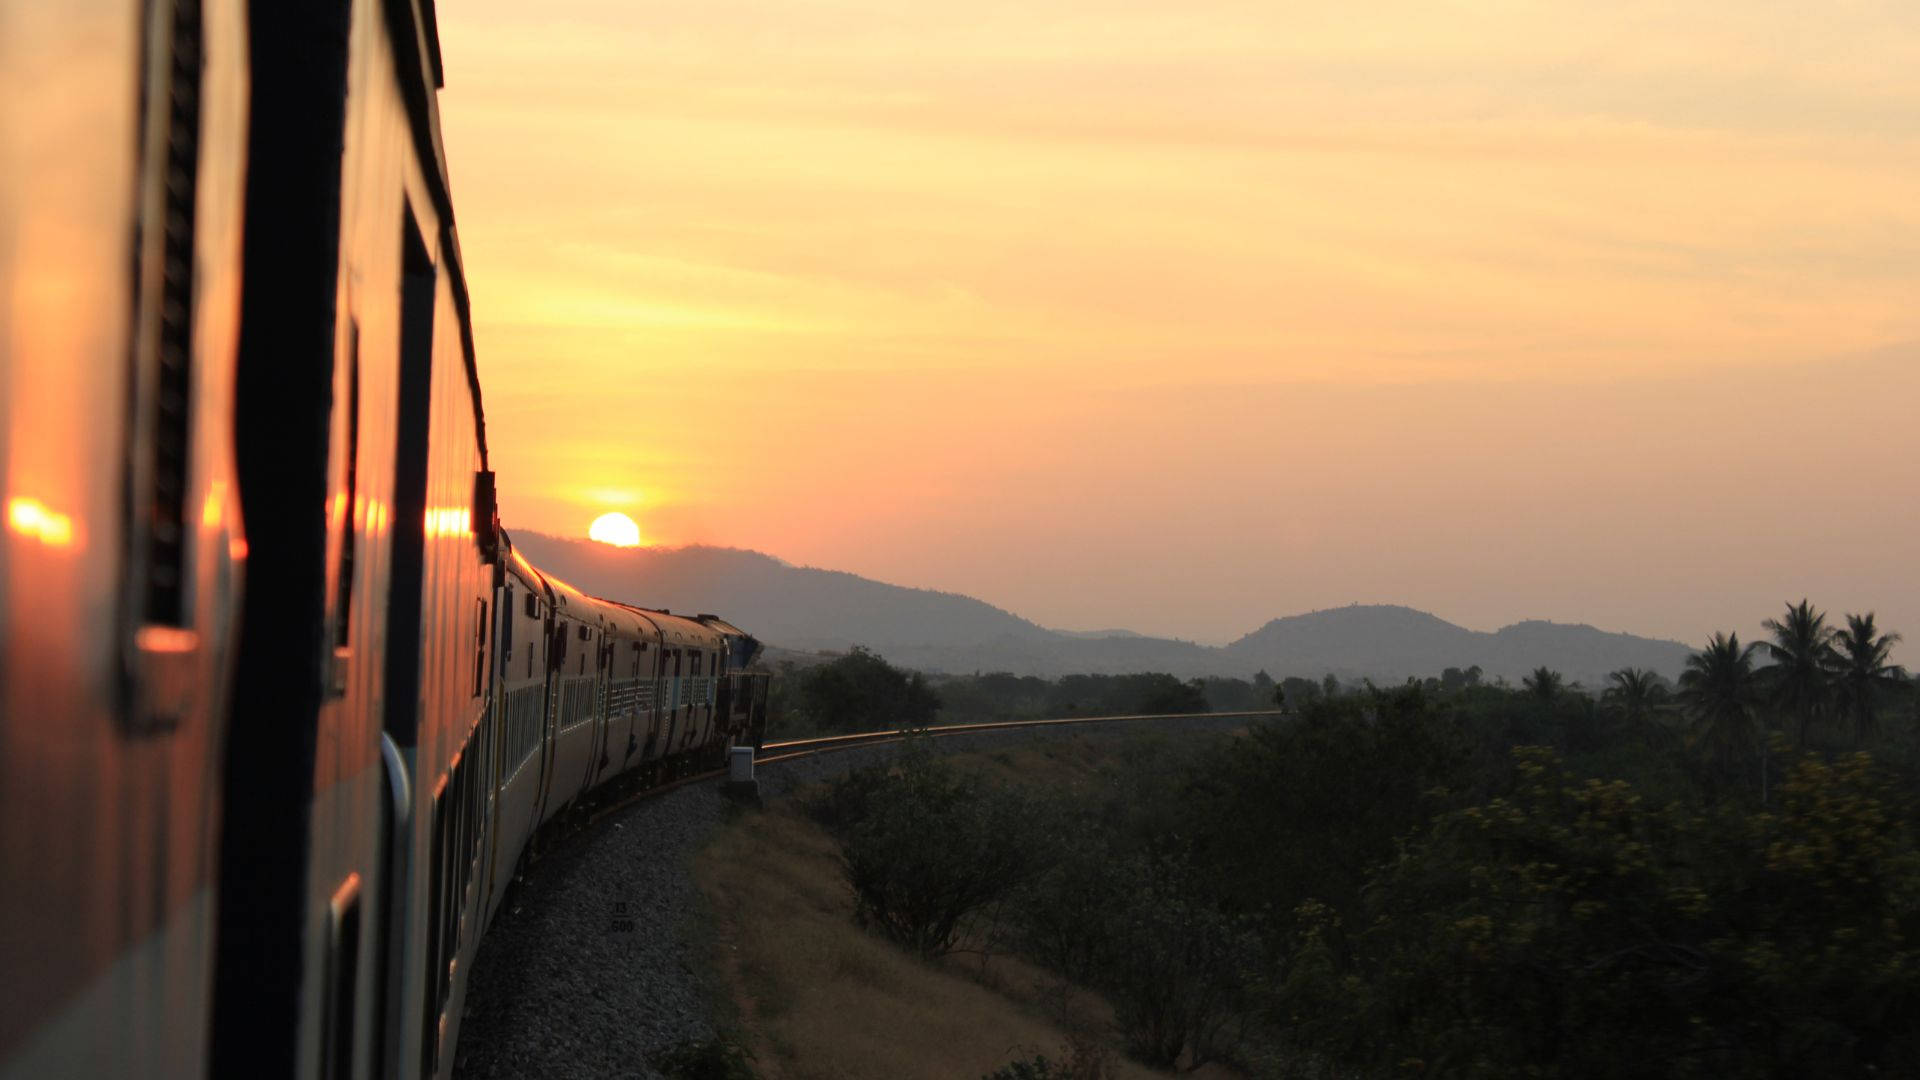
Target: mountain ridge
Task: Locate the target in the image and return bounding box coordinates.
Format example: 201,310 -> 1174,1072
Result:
507,532 -> 1694,683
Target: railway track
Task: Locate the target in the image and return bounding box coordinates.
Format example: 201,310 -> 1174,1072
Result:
755,708 -> 1283,763
582,708 -> 1282,829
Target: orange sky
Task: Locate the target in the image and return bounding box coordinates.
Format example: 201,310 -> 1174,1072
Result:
436,1 -> 1920,646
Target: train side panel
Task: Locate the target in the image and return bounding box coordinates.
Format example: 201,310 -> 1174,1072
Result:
483,546 -> 552,927
0,1 -> 249,1075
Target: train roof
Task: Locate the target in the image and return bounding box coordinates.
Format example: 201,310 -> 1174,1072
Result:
692,614 -> 752,639
609,602 -> 724,650
497,532 -> 739,649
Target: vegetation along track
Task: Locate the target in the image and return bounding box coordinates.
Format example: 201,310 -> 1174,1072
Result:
454,710 -> 1271,1079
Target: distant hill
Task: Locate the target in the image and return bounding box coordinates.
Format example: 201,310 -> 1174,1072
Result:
508,533 -> 1054,652
508,533 -> 1693,684
1220,605 -> 1693,686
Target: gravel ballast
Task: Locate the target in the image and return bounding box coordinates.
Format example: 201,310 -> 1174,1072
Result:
452,715 -> 1253,1080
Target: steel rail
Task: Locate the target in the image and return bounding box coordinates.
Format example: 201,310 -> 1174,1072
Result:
755,709 -> 1283,764
580,709 -> 1279,829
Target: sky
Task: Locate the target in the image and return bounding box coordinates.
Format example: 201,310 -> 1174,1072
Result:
435,1 -> 1920,646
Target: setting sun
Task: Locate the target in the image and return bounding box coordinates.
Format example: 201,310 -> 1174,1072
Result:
587,512 -> 641,548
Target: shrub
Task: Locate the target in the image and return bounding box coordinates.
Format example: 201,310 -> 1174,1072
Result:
1094,856 -> 1257,1070
981,1035 -> 1115,1080
828,743 -> 1045,957
1010,817 -> 1256,1070
1009,829 -> 1127,989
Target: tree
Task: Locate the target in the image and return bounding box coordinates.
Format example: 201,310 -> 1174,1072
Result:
1762,599 -> 1835,748
1277,676 -> 1322,712
1827,612 -> 1907,746
1678,632 -> 1765,796
1601,667 -> 1670,744
1095,857 -> 1254,1070
824,744 -> 1042,957
1320,747 -> 1920,1078
792,646 -> 940,733
1522,666 -> 1564,701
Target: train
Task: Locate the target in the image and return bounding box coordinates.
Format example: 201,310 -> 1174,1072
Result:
0,2 -> 770,1078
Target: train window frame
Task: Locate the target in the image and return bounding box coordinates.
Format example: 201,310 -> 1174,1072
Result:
124,0 -> 209,732
471,596 -> 487,698
325,321 -> 362,700
381,204 -> 437,746
134,0 -> 206,633
500,586 -> 514,661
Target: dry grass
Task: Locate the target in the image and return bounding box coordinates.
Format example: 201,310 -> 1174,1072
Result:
693,732 -> 1244,1080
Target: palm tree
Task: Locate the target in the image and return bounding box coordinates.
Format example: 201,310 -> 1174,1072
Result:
1677,632 -> 1765,797
1826,612 -> 1906,746
1761,599 -> 1834,748
1522,666 -> 1563,701
1603,667 -> 1671,744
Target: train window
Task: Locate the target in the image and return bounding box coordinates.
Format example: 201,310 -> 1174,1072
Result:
471,597 -> 487,698
691,652 -> 702,677
382,206 -> 436,745
578,624 -> 589,641
321,873 -> 362,1080
501,586 -> 514,658
135,0 -> 205,630
333,324 -> 361,650
524,593 -> 538,619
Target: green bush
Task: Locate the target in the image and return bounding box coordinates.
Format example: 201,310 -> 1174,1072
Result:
825,743 -> 1045,957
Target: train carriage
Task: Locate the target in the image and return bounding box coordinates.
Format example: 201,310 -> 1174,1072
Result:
1,2 -> 774,1078
534,574 -> 613,826
213,1 -> 501,1077
0,2 -> 251,1075
620,607 -> 728,768
587,599 -> 662,794
484,541 -> 554,926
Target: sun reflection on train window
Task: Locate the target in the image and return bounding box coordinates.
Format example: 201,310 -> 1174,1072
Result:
204,481 -> 229,528
6,497 -> 76,547
420,507 -> 474,538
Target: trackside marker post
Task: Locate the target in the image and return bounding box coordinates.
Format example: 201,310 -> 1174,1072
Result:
724,745 -> 759,804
